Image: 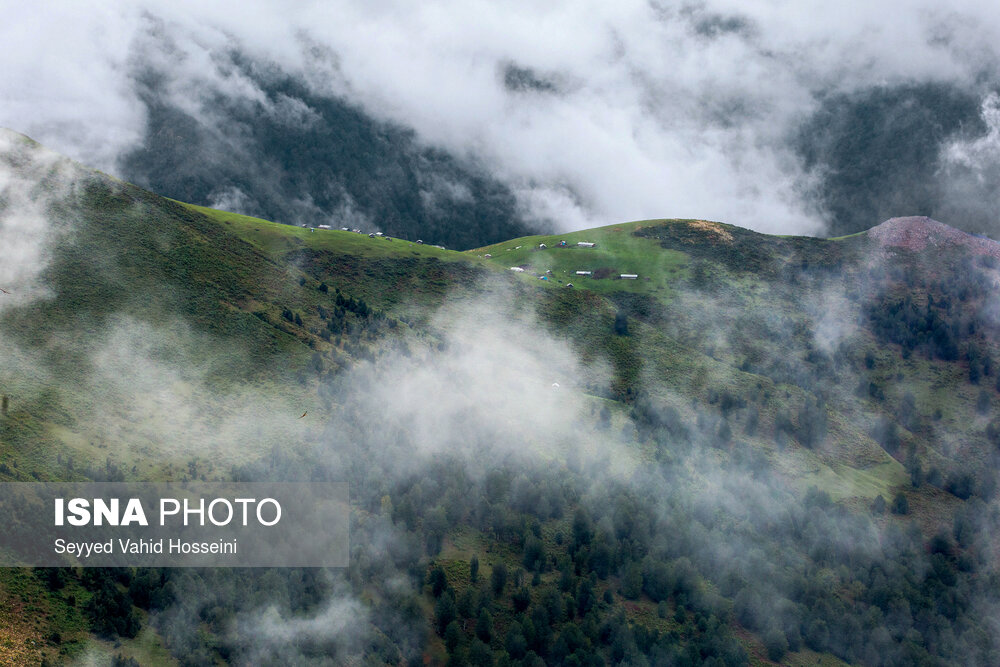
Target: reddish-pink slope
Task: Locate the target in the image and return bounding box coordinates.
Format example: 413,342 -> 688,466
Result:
867,216 -> 1000,260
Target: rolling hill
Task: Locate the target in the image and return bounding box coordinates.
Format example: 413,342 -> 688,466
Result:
1,129 -> 999,666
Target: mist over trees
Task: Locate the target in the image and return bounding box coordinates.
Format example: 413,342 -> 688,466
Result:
120,55 -> 537,250
4,136 -> 1000,664
48,252 -> 1000,665
796,82 -> 989,237
75,393 -> 1000,666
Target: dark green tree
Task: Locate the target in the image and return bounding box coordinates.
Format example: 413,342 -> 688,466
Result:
435,592 -> 457,635
764,626 -> 788,661
428,566 -> 448,598
891,491 -> 910,515
490,563 -> 508,597
622,563 -> 643,600
476,608 -> 493,643
613,311 -> 629,336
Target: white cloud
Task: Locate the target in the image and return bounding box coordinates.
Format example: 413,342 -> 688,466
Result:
0,129 -> 80,308
3,1 -> 1000,233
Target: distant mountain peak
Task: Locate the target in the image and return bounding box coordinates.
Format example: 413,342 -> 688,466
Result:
868,216 -> 1000,258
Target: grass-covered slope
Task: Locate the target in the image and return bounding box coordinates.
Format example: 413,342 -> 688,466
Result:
3,130 -> 1000,665
0,129 -> 508,485
475,214 -> 1000,505
470,220 -> 690,297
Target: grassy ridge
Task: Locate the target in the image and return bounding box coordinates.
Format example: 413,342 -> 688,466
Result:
3,137 -> 1000,664
0,170 -> 976,507
471,219 -> 689,298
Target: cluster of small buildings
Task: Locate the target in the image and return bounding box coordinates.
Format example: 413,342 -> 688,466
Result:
501,238 -> 638,282
498,240 -> 639,287
554,241 -> 635,279
296,223 -> 441,248
537,241 -> 597,249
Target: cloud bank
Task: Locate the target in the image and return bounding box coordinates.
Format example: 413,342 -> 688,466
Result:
4,2 -> 1000,239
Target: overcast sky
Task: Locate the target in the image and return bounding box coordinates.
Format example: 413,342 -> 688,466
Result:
3,0 -> 1000,237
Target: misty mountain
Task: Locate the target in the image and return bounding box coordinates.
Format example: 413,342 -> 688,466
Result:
119,46 -> 1000,247
4,132 -> 1000,664
119,53 -> 539,250
9,4 -> 1000,239
796,82 -> 992,237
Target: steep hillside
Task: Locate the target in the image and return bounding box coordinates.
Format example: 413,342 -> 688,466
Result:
2,131 -> 1000,666
0,128 -> 509,481
121,61 -> 539,251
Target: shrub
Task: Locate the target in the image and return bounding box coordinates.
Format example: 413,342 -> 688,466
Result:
891,492 -> 909,515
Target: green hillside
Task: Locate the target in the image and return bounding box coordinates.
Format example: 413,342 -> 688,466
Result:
0,131 -> 504,485
2,131 -> 1000,665
470,220 -> 690,297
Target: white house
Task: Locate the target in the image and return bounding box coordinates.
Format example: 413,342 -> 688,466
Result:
577,242 -> 596,248
620,274 -> 638,279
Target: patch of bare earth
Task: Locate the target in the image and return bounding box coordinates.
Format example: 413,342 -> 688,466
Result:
0,593 -> 44,665
868,216 -> 1000,260
687,220 -> 734,243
